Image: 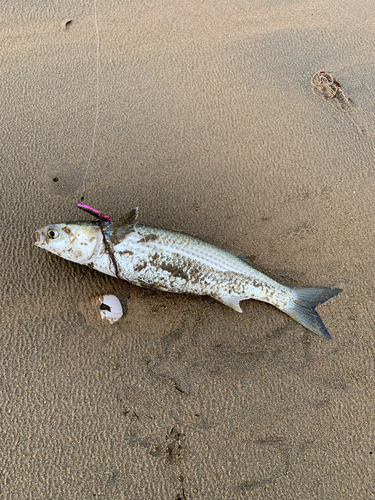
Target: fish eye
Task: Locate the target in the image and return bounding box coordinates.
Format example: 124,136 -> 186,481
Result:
47,227 -> 59,239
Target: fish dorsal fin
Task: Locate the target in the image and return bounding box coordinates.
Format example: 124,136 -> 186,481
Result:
104,208 -> 139,244
235,253 -> 253,266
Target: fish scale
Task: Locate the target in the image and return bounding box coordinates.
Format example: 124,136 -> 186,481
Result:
35,207 -> 342,338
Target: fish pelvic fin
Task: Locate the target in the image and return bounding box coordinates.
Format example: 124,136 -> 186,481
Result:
285,286 -> 342,339
214,295 -> 243,313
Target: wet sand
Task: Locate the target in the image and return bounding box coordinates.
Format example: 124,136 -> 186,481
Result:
1,0 -> 375,498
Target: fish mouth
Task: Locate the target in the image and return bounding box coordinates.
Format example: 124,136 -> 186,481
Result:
34,231 -> 45,247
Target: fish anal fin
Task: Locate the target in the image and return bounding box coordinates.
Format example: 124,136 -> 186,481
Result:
215,295 -> 243,313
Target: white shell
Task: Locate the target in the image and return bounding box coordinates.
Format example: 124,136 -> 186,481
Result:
98,295 -> 123,324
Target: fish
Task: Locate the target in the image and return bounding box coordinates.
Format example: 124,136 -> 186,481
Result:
35,207 -> 341,338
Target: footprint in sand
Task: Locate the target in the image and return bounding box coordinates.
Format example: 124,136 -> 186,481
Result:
311,70 -> 375,136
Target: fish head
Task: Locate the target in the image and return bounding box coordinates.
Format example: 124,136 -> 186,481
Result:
35,221 -> 101,264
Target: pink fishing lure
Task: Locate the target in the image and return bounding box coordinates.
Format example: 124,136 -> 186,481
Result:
76,203 -> 113,222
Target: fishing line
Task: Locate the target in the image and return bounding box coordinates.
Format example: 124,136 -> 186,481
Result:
80,0 -> 100,203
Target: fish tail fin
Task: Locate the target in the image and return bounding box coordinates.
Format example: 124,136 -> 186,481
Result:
285,286 -> 342,339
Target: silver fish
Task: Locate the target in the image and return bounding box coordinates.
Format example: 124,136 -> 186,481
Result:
35,207 -> 341,338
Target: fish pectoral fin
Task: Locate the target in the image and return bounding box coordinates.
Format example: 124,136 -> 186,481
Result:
117,207 -> 139,227
214,295 -> 243,313
104,208 -> 139,242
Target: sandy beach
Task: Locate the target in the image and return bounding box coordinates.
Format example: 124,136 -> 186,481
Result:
1,0 -> 375,497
